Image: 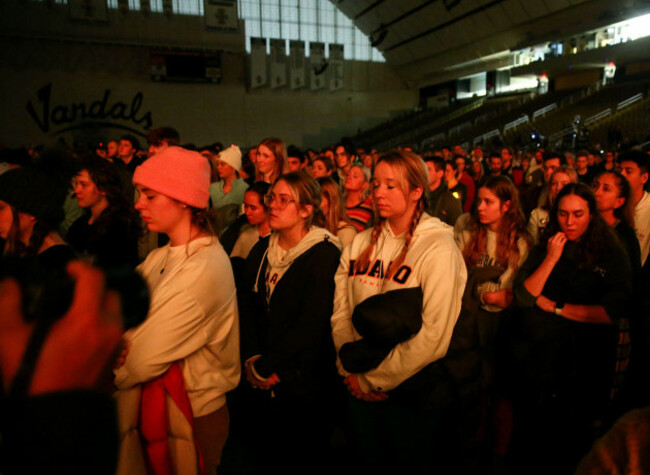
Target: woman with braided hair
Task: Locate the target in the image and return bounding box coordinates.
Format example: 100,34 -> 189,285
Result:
331,150 -> 467,473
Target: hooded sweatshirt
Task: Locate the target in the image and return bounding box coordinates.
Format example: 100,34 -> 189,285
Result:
331,213 -> 467,393
264,226 -> 342,300
243,226 -> 343,392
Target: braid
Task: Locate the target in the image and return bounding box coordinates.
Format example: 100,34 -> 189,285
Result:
385,201 -> 423,279
352,148 -> 429,280
354,220 -> 383,274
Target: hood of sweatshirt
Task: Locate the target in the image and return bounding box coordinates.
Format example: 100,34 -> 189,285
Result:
378,212 -> 452,244
267,226 -> 342,272
260,226 -> 341,301
358,213 -> 456,278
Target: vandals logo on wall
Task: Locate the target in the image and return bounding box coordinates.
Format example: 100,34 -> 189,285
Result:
26,83 -> 153,138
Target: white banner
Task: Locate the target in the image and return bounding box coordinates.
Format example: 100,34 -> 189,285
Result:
310,42 -> 326,91
205,0 -> 238,30
289,40 -> 305,90
270,39 -> 287,89
68,0 -> 108,21
329,44 -> 344,91
250,37 -> 267,89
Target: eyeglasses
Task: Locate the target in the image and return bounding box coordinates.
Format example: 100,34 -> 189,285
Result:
263,193 -> 296,210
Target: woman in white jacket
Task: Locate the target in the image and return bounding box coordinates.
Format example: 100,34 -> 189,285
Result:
113,146 -> 240,474
331,150 -> 467,473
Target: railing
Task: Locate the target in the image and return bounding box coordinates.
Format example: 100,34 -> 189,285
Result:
474,110 -> 497,125
503,115 -> 530,134
375,99 -> 485,150
548,125 -> 574,144
617,93 -> 643,111
473,129 -> 501,145
533,103 -> 557,119
560,82 -> 600,108
420,132 -> 446,149
584,108 -> 611,126
449,121 -> 472,137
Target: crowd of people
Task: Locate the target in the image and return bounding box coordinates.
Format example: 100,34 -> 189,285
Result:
0,129 -> 649,474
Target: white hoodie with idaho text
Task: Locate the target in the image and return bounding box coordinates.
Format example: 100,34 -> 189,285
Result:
331,213 -> 467,393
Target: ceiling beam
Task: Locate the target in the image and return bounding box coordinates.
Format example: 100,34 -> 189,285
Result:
370,0 -> 439,35
384,0 -> 507,52
353,0 -> 386,21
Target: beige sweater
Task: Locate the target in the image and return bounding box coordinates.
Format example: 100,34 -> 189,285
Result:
114,236 -> 240,417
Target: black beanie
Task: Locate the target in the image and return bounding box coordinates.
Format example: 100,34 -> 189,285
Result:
0,167 -> 66,228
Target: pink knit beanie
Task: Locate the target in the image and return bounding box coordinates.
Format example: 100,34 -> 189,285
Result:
133,146 -> 211,209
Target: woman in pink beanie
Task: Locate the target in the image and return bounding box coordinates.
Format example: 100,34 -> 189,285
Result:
113,146 -> 240,474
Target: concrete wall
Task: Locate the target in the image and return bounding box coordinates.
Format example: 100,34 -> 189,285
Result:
0,1 -> 415,149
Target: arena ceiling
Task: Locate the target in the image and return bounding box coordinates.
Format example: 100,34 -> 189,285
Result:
334,0 -> 650,85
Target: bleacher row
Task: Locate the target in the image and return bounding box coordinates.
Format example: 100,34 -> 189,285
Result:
353,80 -> 650,152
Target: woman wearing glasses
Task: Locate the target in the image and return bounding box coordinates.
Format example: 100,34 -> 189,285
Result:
238,172 -> 342,473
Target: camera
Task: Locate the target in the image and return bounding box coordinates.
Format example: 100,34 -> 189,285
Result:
0,255 -> 149,331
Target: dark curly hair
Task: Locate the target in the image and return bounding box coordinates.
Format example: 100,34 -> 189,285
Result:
78,156 -> 142,239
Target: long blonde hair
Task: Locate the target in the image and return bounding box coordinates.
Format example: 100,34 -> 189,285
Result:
256,137 -> 288,183
317,176 -> 355,234
343,164 -> 372,202
542,166 -> 578,210
354,150 -> 429,279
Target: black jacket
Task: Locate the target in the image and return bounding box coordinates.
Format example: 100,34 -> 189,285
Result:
509,241 -> 632,407
67,210 -> 139,269
238,238 -> 341,397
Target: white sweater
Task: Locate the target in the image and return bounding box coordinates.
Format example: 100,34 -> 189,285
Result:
114,236 -> 240,417
331,213 -> 467,393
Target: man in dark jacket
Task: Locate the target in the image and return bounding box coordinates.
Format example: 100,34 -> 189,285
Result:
424,156 -> 462,226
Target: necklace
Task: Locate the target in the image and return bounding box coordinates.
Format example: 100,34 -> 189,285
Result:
160,248 -> 171,274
